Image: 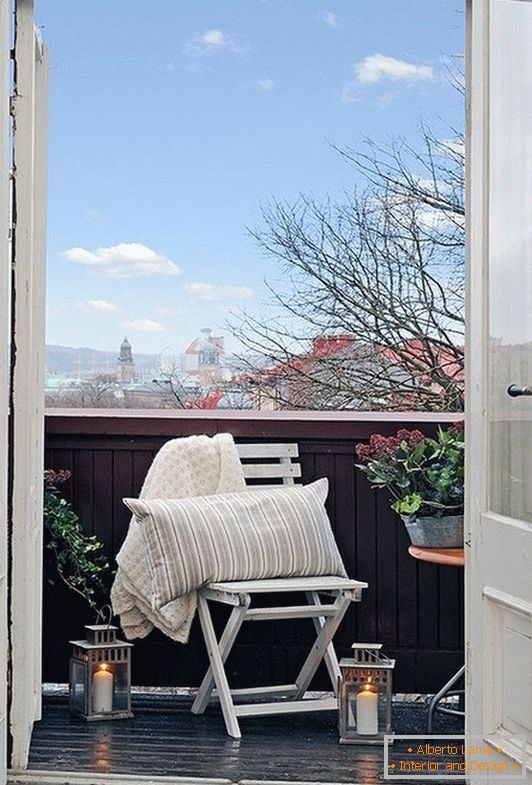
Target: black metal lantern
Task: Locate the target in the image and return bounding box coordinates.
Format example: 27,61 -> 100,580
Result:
338,644 -> 394,744
69,624 -> 133,721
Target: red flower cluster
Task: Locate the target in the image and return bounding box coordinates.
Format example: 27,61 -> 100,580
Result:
355,428 -> 425,463
44,469 -> 72,488
450,420 -> 464,434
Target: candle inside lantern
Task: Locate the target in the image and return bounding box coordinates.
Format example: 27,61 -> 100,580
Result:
356,681 -> 378,735
93,663 -> 114,713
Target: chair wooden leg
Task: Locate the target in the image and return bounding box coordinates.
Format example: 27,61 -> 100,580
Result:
294,592 -> 351,699
307,591 -> 341,695
192,598 -> 249,715
195,594 -> 242,739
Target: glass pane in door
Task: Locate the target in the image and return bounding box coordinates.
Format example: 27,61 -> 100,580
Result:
488,0 -> 532,522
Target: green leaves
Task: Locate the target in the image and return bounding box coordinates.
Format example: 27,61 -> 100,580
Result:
43,477 -> 112,620
356,425 -> 464,519
392,493 -> 423,515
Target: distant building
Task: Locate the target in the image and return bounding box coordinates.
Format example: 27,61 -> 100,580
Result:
116,336 -> 135,383
181,328 -> 224,386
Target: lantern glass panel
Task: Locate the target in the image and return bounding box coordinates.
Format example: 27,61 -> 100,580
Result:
69,659 -> 87,715
345,679 -> 390,735
94,661 -> 130,713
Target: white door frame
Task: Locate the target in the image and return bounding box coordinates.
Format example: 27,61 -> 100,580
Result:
466,0 -> 532,776
0,0 -> 11,782
8,0 -> 47,771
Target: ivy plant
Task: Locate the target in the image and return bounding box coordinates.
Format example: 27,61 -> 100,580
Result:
43,470 -> 112,620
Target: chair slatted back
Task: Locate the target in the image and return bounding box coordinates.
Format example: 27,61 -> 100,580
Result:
236,443 -> 301,486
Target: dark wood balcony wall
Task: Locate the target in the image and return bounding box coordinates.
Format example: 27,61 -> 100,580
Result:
44,410 -> 464,694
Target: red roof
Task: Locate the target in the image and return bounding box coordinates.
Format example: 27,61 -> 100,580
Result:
185,335 -> 225,355
381,339 -> 464,383
253,335 -> 356,380
186,389 -> 225,410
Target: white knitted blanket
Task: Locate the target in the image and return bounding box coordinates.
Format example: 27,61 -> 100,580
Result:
110,433 -> 246,643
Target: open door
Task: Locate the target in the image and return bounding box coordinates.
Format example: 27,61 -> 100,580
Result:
8,0 -> 48,771
0,1 -> 10,782
466,0 -> 532,778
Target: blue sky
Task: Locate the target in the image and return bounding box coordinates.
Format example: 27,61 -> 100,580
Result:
40,0 -> 464,355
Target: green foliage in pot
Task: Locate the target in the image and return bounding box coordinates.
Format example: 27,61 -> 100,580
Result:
44,470 -> 112,620
355,423 -> 464,518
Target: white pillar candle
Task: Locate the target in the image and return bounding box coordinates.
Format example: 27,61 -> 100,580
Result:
356,684 -> 378,735
93,664 -> 114,713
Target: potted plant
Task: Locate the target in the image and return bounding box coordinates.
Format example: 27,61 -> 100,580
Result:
355,423 -> 464,547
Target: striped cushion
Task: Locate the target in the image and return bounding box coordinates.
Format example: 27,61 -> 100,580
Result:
123,478 -> 346,609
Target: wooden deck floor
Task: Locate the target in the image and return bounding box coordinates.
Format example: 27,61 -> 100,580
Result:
28,693 -> 464,784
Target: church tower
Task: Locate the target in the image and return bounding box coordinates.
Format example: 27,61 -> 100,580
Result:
197,328 -> 222,386
117,336 -> 135,383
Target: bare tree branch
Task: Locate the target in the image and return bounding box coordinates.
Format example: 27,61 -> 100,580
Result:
229,123 -> 464,412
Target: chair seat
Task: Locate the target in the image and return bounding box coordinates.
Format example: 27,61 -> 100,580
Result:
204,575 -> 367,594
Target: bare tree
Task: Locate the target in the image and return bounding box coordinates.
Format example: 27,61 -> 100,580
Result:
45,374 -> 121,409
151,368 -> 189,409
230,126 -> 465,412
78,374 -> 121,408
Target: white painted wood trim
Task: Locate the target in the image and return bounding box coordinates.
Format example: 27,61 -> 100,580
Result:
0,1 -> 11,783
8,772 -> 233,785
482,586 -> 532,618
218,684 -> 298,699
464,0 -> 490,745
8,772 -> 361,785
245,604 -> 338,620
191,601 -> 249,715
205,576 -> 367,594
9,0 -> 48,769
196,594 -> 241,738
236,443 -> 299,458
241,463 -> 301,479
233,697 -> 337,718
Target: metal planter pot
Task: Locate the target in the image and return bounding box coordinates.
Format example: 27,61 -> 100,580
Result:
401,514 -> 464,548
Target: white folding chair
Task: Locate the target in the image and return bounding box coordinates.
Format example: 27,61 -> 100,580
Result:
191,443 -> 367,738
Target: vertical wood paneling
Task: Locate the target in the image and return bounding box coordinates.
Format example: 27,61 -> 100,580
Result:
72,450 -> 93,535
42,416 -> 464,692
111,450 -> 134,554
396,524 -> 418,649
438,567 -> 462,650
355,472 -> 378,642
91,450 -> 113,554
375,491 -> 397,645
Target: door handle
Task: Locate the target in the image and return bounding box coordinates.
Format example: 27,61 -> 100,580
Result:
507,384 -> 532,397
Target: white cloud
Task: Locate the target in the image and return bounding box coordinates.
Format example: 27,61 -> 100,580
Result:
418,209 -> 464,231
64,242 -> 180,279
154,306 -> 173,316
186,29 -> 239,55
355,54 -> 434,84
258,78 -> 274,92
124,318 -> 166,334
438,137 -> 465,156
202,29 -> 225,47
79,299 -> 118,314
184,282 -> 254,302
323,11 -> 338,28
415,176 -> 453,194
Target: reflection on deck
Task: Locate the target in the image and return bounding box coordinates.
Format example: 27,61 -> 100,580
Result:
29,691 -> 464,784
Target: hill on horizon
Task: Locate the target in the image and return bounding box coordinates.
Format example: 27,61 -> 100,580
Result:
46,344 -> 160,376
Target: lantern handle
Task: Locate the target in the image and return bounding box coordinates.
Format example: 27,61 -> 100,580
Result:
96,603 -> 114,628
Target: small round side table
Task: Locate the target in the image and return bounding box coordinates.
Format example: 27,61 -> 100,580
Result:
408,546 -> 465,732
